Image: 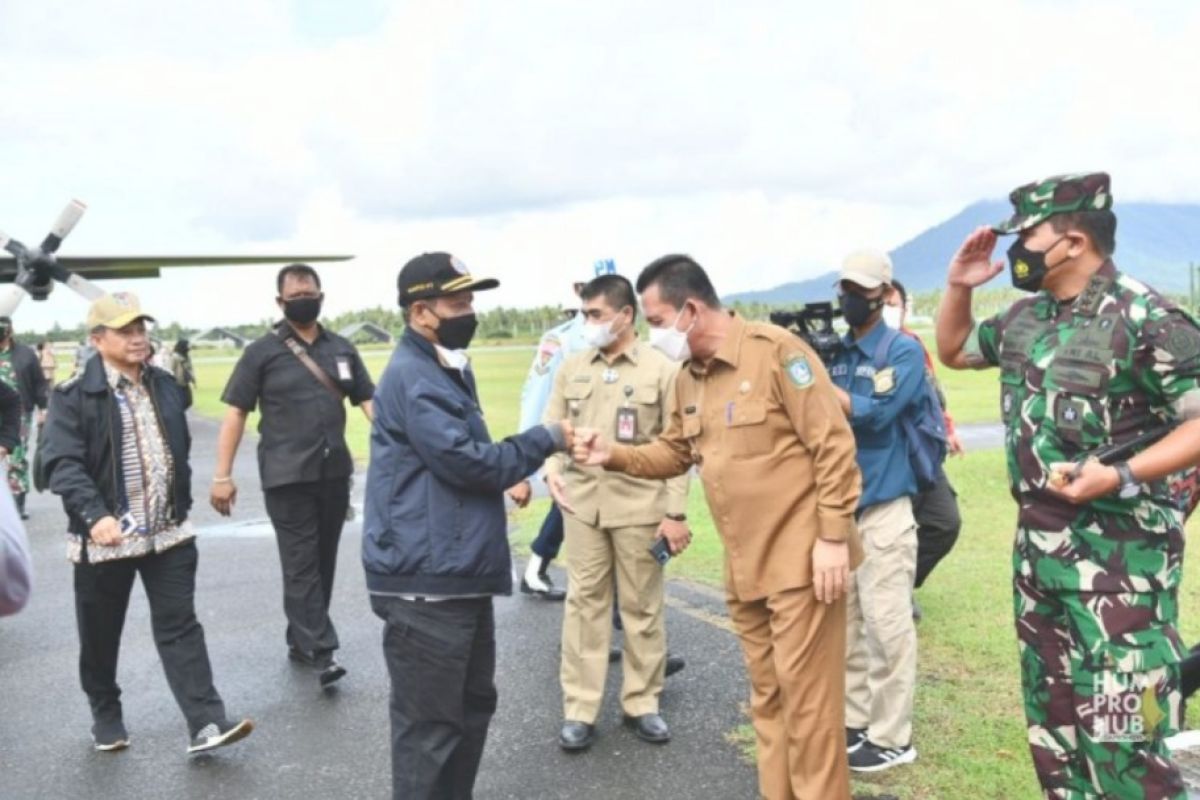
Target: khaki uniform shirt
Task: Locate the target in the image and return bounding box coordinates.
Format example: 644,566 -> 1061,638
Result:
545,341 -> 689,528
606,313 -> 863,601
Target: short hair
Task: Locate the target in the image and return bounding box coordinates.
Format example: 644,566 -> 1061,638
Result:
891,279 -> 908,307
1049,209 -> 1117,258
579,275 -> 638,322
635,254 -> 720,309
276,263 -> 322,294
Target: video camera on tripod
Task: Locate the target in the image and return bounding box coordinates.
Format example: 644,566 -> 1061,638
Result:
769,301 -> 844,365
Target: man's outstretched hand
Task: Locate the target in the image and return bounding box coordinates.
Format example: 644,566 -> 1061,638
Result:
571,427 -> 611,467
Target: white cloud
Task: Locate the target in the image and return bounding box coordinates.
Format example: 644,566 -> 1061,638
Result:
1,0 -> 1198,330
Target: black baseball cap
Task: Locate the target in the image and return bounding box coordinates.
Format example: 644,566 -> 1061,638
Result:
397,252 -> 500,306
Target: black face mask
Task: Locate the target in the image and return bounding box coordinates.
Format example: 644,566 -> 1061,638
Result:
839,291 -> 883,328
282,297 -> 322,325
433,311 -> 478,351
1007,236 -> 1068,293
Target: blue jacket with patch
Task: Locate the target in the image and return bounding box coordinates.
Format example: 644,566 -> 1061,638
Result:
829,321 -> 926,509
363,328 -> 563,597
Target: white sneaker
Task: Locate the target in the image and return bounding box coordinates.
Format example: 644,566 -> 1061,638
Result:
187,719 -> 254,755
848,741 -> 917,773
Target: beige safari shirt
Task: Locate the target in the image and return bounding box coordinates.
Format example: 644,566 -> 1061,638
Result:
606,313 -> 863,601
544,341 -> 689,528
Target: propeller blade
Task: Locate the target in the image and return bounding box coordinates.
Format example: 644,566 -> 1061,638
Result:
40,199 -> 88,253
0,233 -> 26,258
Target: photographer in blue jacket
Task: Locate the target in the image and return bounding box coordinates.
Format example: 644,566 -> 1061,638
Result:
363,252 -> 574,800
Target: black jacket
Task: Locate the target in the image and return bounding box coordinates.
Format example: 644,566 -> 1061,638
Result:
41,357 -> 193,538
3,342 -> 48,414
0,381 -> 19,453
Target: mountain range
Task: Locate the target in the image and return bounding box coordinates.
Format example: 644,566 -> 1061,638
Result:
726,200 -> 1200,305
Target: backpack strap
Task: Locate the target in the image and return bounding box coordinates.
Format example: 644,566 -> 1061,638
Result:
872,327 -> 901,372
276,330 -> 345,400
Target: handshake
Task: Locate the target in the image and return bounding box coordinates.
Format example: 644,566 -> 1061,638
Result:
556,421 -> 610,467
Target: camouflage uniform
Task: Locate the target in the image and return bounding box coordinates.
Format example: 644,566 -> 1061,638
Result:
963,173 -> 1200,799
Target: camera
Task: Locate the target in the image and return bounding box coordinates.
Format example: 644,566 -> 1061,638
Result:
769,302 -> 844,364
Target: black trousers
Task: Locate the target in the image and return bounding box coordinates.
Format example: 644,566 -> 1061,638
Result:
264,478 -> 349,658
73,540 -> 227,736
913,471 -> 962,589
371,595 -> 498,800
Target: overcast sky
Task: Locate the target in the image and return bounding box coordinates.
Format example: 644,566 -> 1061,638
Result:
2,0 -> 1198,332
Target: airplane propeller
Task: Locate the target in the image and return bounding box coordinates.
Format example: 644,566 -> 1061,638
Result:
0,200 -> 352,315
0,199 -> 88,300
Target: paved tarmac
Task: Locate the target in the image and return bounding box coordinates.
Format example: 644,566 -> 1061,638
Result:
0,415 -> 761,799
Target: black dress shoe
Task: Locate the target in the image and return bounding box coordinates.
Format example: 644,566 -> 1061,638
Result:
288,646 -> 315,666
665,654 -> 685,677
318,660 -> 347,688
624,713 -> 670,744
559,720 -> 596,751
520,577 -> 566,601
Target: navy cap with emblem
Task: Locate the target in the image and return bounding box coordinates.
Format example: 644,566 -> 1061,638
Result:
397,252 -> 500,307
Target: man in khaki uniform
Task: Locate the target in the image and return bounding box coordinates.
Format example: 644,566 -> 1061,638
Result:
574,255 -> 863,800
545,274 -> 690,751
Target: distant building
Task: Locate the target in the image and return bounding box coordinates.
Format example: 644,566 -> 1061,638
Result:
192,327 -> 249,349
338,322 -> 393,345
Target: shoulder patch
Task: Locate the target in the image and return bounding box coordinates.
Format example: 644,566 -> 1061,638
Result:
784,354 -> 814,389
1164,320 -> 1200,363
873,367 -> 897,394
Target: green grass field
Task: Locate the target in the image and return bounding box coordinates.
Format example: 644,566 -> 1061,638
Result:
183,342 -> 1200,799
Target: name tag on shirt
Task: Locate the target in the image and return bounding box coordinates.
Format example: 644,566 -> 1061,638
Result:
337,358 -> 352,381
616,407 -> 638,443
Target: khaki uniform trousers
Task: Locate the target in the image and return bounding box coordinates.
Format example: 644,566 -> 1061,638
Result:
727,587 -> 851,800
560,516 -> 665,722
845,495 -> 918,748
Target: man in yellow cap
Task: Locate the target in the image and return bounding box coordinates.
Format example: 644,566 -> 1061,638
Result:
41,291 -> 253,757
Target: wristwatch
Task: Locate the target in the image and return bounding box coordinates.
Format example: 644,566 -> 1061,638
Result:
1113,461 -> 1140,500
665,513 -> 687,522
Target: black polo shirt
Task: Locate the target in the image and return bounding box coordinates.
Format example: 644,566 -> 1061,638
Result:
222,321 -> 375,489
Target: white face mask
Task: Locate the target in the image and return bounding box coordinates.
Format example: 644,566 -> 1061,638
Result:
881,304 -> 904,329
649,306 -> 694,362
581,316 -> 620,350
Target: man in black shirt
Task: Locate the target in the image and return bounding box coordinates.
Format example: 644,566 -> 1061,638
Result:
211,264 -> 375,687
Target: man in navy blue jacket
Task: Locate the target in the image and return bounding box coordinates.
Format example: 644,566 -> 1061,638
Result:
827,249 -> 928,774
364,252 -> 573,800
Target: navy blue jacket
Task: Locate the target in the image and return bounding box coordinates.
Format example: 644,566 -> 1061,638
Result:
829,321 -> 925,509
363,329 -> 562,597
41,356 -> 193,537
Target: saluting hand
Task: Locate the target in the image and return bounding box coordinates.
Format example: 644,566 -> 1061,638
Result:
812,539 -> 849,604
90,516 -> 123,547
210,479 -> 238,517
947,226 -> 1005,289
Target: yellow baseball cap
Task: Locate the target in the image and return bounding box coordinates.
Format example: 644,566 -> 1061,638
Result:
87,291 -> 156,330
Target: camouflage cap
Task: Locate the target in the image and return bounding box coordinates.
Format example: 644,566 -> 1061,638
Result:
992,172 -> 1113,234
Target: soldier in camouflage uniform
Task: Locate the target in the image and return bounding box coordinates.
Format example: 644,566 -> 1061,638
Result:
936,172 -> 1200,799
